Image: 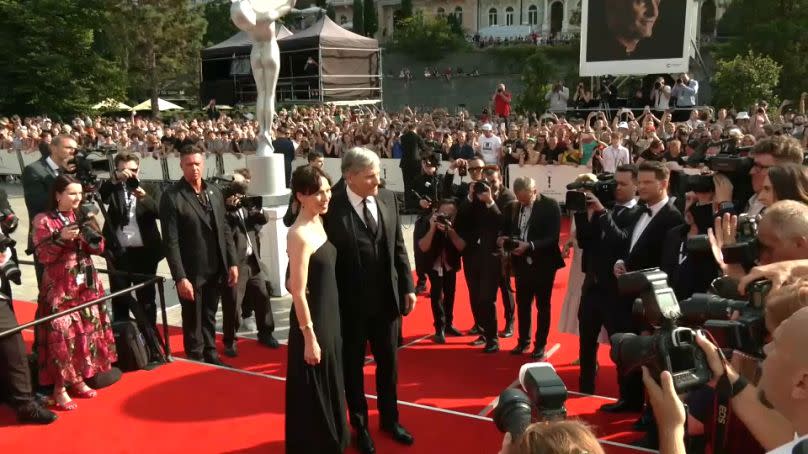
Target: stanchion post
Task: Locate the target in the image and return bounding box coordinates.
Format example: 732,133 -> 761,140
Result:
156,279 -> 172,361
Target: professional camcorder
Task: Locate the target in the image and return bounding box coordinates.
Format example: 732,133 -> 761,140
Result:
220,179 -> 263,212
493,363 -> 568,438
68,148 -> 114,189
565,173 -> 616,211
611,269 -> 712,394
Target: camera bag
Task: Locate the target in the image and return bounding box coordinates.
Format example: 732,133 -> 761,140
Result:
112,320 -> 149,372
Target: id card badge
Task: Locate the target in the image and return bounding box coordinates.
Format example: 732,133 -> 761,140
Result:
75,270 -> 86,286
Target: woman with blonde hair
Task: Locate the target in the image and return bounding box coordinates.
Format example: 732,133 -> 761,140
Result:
500,420 -> 605,454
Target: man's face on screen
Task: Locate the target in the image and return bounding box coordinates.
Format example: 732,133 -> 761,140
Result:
606,0 -> 662,40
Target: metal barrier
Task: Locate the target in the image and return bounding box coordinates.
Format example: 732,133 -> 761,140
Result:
2,261 -> 172,364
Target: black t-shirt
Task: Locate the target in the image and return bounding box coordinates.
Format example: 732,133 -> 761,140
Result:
542,143 -> 567,163
640,148 -> 664,162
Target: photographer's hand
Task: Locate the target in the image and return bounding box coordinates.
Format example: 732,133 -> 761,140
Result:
642,367 -> 687,454
60,225 -> 80,242
713,173 -> 734,205
738,259 -> 808,295
512,241 -> 530,256
708,213 -> 744,278
132,187 -> 146,199
419,199 -> 431,210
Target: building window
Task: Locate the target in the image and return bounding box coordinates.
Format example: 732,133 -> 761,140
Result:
528,5 -> 538,25
454,6 -> 463,24
340,15 -> 348,25
437,7 -> 445,18
488,7 -> 497,26
505,7 -> 514,25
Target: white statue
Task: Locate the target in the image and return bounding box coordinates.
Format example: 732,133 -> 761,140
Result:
231,0 -> 296,156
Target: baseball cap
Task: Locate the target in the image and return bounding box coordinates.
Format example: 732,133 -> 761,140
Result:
481,123 -> 493,131
736,112 -> 750,120
618,121 -> 629,129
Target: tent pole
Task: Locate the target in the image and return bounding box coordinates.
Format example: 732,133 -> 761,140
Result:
379,48 -> 384,109
318,45 -> 324,104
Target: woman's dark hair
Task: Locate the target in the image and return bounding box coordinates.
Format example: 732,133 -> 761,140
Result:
768,163 -> 808,205
291,165 -> 332,204
47,174 -> 82,211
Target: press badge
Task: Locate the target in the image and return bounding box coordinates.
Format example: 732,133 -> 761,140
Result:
76,271 -> 86,286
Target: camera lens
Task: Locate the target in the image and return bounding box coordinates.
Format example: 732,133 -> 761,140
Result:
125,176 -> 140,190
493,389 -> 532,438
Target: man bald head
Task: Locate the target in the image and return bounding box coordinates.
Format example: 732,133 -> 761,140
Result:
758,306 -> 808,434
758,200 -> 808,265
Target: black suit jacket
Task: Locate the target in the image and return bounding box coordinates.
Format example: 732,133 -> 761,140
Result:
624,201 -> 685,272
98,180 -> 163,263
576,204 -> 641,289
502,196 -> 565,273
399,131 -> 427,173
660,224 -> 720,300
324,187 -> 414,318
160,179 -> 237,286
22,158 -> 57,250
225,207 -> 270,277
413,216 -> 462,273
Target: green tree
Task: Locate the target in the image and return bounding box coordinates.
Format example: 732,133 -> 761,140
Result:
201,0 -> 237,46
711,51 -> 782,110
110,0 -> 207,117
364,0 -> 378,37
0,0 -> 124,116
400,0 -> 413,19
514,52 -> 556,114
446,13 -> 464,37
352,0 -> 365,35
389,14 -> 469,61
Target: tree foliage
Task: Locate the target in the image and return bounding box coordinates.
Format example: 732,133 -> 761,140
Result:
400,0 -> 413,18
0,0 -> 124,116
352,0 -> 365,36
364,0 -> 378,37
716,0 -> 808,100
711,51 -> 781,111
514,52 -> 556,114
389,14 -> 469,61
446,13 -> 464,37
201,0 -> 237,47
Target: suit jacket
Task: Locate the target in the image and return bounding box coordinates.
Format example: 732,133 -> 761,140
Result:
399,131 -> 428,173
98,180 -> 163,263
502,195 -> 565,273
22,158 -> 57,250
159,178 -> 237,286
576,204 -> 641,290
455,198 -> 503,258
660,224 -> 720,300
624,201 -> 685,272
413,215 -> 462,273
324,187 -> 414,318
225,207 -> 270,277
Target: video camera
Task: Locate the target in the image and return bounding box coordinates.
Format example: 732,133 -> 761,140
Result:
217,177 -> 263,212
687,213 -> 760,271
0,231 -> 21,285
493,363 -> 568,438
68,148 -> 114,190
686,140 -> 754,196
564,173 -> 616,212
611,269 -> 712,394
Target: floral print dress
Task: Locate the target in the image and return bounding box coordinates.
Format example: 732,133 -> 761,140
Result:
33,211 -> 117,387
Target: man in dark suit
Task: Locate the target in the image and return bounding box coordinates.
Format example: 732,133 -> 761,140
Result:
485,167 -> 517,338
500,177 -> 564,359
574,165 -> 641,401
399,123 -> 429,212
22,134 -> 77,284
324,147 -> 416,453
99,151 -> 163,327
160,144 -> 238,366
220,179 -> 279,357
272,128 -> 296,187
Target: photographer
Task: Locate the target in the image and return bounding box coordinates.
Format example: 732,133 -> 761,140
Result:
499,177 -> 563,359
412,153 -> 446,295
671,73 -> 699,121
545,81 -> 570,112
485,167 -> 517,338
444,156 -> 486,203
221,179 -> 278,356
415,199 -> 465,344
99,151 -> 163,326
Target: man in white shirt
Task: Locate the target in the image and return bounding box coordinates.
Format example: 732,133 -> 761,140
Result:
477,123 -> 502,166
598,132 -> 631,173
545,81 -> 570,112
671,72 -> 698,107
651,77 -> 671,111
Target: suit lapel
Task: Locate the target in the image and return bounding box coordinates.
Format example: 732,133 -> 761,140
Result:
634,204 -> 668,250
375,192 -> 394,256
179,181 -> 212,230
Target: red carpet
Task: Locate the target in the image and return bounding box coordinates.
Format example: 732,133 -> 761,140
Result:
4,217 -> 649,452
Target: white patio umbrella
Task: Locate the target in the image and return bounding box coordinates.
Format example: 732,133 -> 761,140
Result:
131,98 -> 185,111
92,99 -> 132,110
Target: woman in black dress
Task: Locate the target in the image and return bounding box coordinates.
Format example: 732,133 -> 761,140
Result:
285,165 -> 348,453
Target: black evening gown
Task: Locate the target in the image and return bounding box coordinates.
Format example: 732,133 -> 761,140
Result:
285,241 -> 348,453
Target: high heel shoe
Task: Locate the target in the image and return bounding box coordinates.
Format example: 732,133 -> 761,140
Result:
69,386 -> 97,399
49,397 -> 78,411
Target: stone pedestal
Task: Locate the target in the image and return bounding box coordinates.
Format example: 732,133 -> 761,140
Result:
249,154 -> 291,297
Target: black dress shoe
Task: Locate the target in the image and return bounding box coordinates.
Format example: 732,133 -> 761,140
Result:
483,342 -> 500,353
433,331 -> 446,344
204,356 -> 229,367
356,427 -> 376,454
510,343 -> 530,355
224,344 -> 238,358
497,327 -> 513,338
531,347 -> 546,360
469,335 -> 486,346
258,333 -> 280,349
445,326 -> 463,336
186,353 -> 204,362
467,325 -> 483,335
16,402 -> 57,425
599,399 -> 643,413
415,283 -> 428,295
382,423 -> 414,445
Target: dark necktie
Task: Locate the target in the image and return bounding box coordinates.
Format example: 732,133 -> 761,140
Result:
362,198 -> 378,236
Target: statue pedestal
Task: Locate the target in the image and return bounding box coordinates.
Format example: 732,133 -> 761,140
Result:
249,154 -> 291,297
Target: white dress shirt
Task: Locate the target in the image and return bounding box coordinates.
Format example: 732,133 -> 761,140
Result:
346,186 -> 378,227
601,145 -> 630,173
517,203 -> 532,242
116,189 -> 144,248
45,157 -> 60,176
630,196 -> 669,251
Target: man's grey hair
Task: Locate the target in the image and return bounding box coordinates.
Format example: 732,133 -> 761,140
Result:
341,147 -> 380,175
513,177 -> 536,194
762,200 -> 808,240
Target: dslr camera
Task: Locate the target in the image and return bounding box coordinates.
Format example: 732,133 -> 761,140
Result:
611,269 -> 712,394
687,213 -> 759,271
502,236 -> 521,253
0,231 -> 21,285
493,363 -> 568,438
564,173 -> 616,212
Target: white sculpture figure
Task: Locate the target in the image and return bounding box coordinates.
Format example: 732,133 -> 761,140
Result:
231,0 -> 296,156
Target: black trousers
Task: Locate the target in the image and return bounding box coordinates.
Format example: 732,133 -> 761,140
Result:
179,277 -> 224,361
427,269 -> 457,331
109,247 -> 159,326
515,266 -> 557,349
499,274 -> 515,328
401,167 -> 418,211
0,300 -> 33,408
343,314 -> 400,430
578,275 -> 643,404
464,252 -> 500,343
221,256 -> 274,347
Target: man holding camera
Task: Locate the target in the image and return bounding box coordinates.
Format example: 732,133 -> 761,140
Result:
412,153 -> 446,295
221,179 -> 278,357
575,165 -> 640,398
415,199 -> 466,344
99,151 -> 163,326
671,73 -> 699,122
545,81 -> 570,112
485,167 -> 517,338
22,134 -> 77,284
499,177 -> 564,359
